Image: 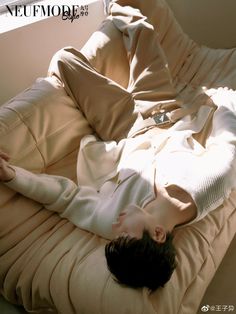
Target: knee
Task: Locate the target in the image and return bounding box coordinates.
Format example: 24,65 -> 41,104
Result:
48,46 -> 76,77
50,46 -> 74,65
48,46 -> 88,77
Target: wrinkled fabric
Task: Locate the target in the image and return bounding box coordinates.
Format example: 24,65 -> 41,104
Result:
48,4 -> 184,141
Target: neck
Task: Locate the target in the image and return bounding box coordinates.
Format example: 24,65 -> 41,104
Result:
145,184 -> 197,231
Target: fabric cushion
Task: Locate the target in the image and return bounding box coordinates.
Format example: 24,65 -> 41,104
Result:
0,76 -> 92,173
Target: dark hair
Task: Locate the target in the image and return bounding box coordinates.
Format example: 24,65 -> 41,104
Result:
105,230 -> 177,291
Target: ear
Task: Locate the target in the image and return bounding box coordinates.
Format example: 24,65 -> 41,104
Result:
153,226 -> 167,243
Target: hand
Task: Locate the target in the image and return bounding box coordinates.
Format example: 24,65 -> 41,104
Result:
0,151 -> 16,182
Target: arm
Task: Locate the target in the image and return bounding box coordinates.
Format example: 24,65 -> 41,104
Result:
0,153 -> 111,238
193,104 -> 236,217
0,152 -> 78,213
5,167 -> 79,213
206,87 -> 236,148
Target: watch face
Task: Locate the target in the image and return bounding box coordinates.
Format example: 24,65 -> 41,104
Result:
153,112 -> 170,126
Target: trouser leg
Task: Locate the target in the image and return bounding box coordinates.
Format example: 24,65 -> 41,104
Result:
48,4 -> 183,142
110,3 -> 182,117
48,47 -> 137,141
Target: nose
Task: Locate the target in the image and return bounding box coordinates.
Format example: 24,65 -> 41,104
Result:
112,211 -> 127,231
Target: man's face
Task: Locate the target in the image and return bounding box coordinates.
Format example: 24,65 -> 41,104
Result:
112,205 -> 151,239
112,204 -> 167,243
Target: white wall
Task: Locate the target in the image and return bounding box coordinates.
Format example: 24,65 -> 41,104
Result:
0,0 -> 105,105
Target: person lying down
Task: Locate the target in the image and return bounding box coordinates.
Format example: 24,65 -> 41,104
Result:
1,90 -> 236,291
1,2 -> 236,292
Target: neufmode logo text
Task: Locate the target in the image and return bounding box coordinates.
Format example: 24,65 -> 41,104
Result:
4,4 -> 89,22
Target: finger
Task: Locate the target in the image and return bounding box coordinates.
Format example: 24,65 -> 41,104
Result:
0,157 -> 7,166
0,151 -> 10,161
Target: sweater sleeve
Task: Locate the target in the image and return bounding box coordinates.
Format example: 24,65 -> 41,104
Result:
189,104 -> 236,219
156,103 -> 236,223
207,87 -> 236,148
3,166 -> 111,238
4,166 -> 79,213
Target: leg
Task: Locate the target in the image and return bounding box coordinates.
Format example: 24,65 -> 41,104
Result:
110,3 -> 182,117
48,47 -> 137,141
